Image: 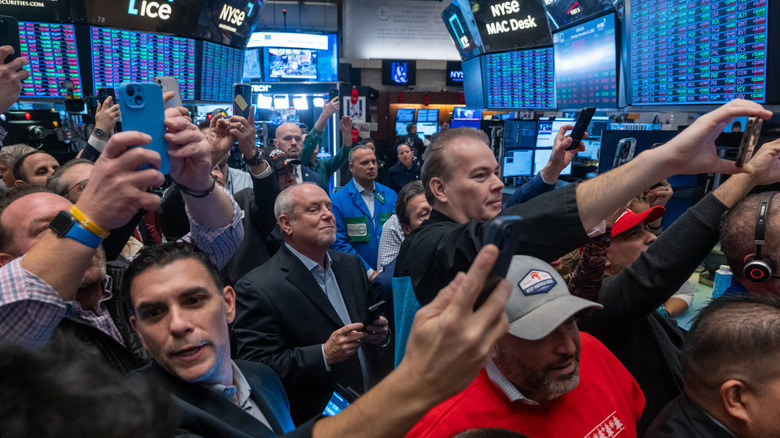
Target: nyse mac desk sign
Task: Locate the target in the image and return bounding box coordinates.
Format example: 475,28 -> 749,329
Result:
469,0 -> 552,52
195,0 -> 262,49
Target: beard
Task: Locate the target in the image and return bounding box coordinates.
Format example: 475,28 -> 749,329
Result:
79,247 -> 107,289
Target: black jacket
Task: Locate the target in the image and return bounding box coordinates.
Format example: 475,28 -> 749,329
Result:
645,394 -> 735,438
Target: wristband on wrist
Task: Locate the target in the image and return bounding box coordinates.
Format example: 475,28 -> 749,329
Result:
68,205 -> 110,239
245,148 -> 265,166
49,211 -> 103,249
178,175 -> 217,198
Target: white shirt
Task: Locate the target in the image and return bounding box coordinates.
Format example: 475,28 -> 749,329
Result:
353,180 -> 376,217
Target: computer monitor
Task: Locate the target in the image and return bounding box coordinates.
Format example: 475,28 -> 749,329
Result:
200,41 -> 244,101
504,120 -> 537,149
588,116 -> 609,139
536,118 -> 575,147
19,22 -> 82,98
416,122 -> 439,137
450,119 -> 481,129
396,108 -> 415,122
453,107 -> 482,120
417,108 -> 440,122
534,148 -> 573,175
577,138 -> 601,161
502,149 -> 534,178
395,121 -> 410,136
462,56 -> 486,109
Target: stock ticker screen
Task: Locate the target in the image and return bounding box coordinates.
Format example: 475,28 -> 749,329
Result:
90,27 -> 196,100
630,0 -> 768,104
553,13 -> 618,107
19,22 -> 82,98
485,47 -> 555,109
201,41 -> 245,101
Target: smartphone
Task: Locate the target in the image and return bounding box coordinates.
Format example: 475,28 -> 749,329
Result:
565,107 -> 596,151
322,384 -> 360,416
0,15 -> 20,65
735,116 -> 763,167
613,137 -> 637,169
117,82 -> 170,174
478,215 -> 523,309
360,300 -> 386,330
154,76 -> 183,109
97,87 -> 115,107
233,83 -> 252,118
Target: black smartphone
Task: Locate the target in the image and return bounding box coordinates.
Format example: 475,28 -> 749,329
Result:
322,384 -> 360,416
735,116 -> 763,167
233,83 -> 252,118
565,107 -> 596,151
477,215 -> 523,309
0,15 -> 20,65
360,300 -> 386,330
97,87 -> 116,107
328,87 -> 339,102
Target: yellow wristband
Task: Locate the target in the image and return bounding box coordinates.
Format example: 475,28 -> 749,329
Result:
68,205 -> 110,239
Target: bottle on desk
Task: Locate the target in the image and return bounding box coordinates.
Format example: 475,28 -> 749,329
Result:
712,265 -> 733,299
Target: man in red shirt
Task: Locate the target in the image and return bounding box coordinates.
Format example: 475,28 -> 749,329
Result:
408,255 -> 645,438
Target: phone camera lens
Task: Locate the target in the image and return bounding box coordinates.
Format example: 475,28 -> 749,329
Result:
134,96 -> 143,106
126,87 -> 135,97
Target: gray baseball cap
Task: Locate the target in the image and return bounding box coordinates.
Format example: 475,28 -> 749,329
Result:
505,255 -> 602,341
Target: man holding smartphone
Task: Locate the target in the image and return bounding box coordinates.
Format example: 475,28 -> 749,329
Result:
0,45 -> 30,147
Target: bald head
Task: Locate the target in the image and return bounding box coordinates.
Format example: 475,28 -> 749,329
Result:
273,123 -> 303,158
0,191 -> 71,260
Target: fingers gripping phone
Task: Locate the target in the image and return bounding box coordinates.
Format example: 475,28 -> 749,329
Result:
0,16 -> 20,65
154,76 -> 183,109
118,82 -> 170,174
477,215 -> 523,309
233,83 -> 252,118
360,300 -> 386,331
735,116 -> 763,167
565,107 -> 596,151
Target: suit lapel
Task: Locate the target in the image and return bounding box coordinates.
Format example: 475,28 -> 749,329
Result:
279,246 -> 345,327
330,252 -> 362,323
240,364 -> 288,435
151,363 -> 277,438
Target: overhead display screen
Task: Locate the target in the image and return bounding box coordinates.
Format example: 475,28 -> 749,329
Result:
19,22 -> 82,98
462,56 -> 486,108
553,12 -> 618,107
543,0 -> 613,30
90,27 -> 196,100
2,0 -> 72,23
81,0 -> 201,35
195,0 -> 263,49
441,0 -> 485,61
468,0 -> 553,52
485,47 -> 555,109
630,0 -> 769,105
201,41 -> 244,101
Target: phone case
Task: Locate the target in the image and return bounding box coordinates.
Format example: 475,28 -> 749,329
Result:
97,87 -> 115,106
0,16 -> 20,65
613,137 -> 637,169
233,83 -> 252,118
154,76 -> 183,108
735,117 -> 763,167
118,82 -> 170,175
566,107 -> 596,151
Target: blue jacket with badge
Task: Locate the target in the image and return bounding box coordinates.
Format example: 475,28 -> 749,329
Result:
330,179 -> 397,272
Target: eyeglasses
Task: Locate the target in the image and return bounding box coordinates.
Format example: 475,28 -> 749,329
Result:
66,179 -> 88,195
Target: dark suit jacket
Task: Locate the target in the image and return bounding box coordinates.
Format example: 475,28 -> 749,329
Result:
133,360 -> 315,438
299,165 -> 326,188
233,245 -> 391,425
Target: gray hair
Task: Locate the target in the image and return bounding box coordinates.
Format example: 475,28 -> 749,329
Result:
421,127 -> 489,205
0,144 -> 36,167
47,158 -> 94,199
348,144 -> 374,164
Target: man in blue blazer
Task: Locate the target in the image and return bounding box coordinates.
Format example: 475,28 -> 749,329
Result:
330,144 -> 397,280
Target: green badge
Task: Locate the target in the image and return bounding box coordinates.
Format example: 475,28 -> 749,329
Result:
345,216 -> 370,243
380,213 -> 391,226
375,192 -> 386,204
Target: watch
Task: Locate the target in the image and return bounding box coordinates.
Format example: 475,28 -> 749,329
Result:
245,148 -> 265,166
92,128 -> 108,139
49,211 -> 103,249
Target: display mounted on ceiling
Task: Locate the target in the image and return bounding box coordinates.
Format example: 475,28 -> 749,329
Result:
382,60 -> 417,86
468,0 -> 553,53
441,0 -> 486,61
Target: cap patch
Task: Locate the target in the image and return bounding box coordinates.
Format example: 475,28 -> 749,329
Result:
518,270 -> 556,295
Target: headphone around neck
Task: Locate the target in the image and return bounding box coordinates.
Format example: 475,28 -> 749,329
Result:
744,192 -> 778,283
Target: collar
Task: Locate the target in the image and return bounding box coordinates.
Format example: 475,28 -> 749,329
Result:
685,395 -> 739,438
70,275 -> 115,313
286,242 -> 332,271
203,361 -> 253,408
485,360 -> 540,405
429,209 -> 456,224
353,179 -> 375,195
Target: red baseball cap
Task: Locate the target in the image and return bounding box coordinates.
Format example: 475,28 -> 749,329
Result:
612,206 -> 665,237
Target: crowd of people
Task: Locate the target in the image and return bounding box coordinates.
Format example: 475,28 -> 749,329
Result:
3,44 -> 780,438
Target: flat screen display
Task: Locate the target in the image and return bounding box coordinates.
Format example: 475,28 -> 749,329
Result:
454,107 -> 482,120
630,0 -> 769,104
195,0 -> 263,49
250,33 -> 338,82
265,48 -> 317,80
588,115 -> 609,138
417,122 -> 439,136
462,56 -> 486,109
446,61 -> 464,86
536,118 -> 575,147
553,13 -> 618,107
441,0 -> 485,61
243,48 -> 262,79
577,138 -> 601,160
90,27 -> 196,100
382,60 -> 416,86
396,108 -> 416,122
485,47 -> 555,109
200,41 -> 244,101
18,22 -> 82,98
534,148 -> 573,174
417,109 -> 440,122
503,149 -> 534,177
543,0 -> 613,30
450,119 -> 481,129
81,0 -> 201,35
395,121 -> 410,136
504,120 -> 538,148
469,0 -> 553,52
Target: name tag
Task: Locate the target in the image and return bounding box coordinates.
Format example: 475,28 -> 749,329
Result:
346,217 -> 370,243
